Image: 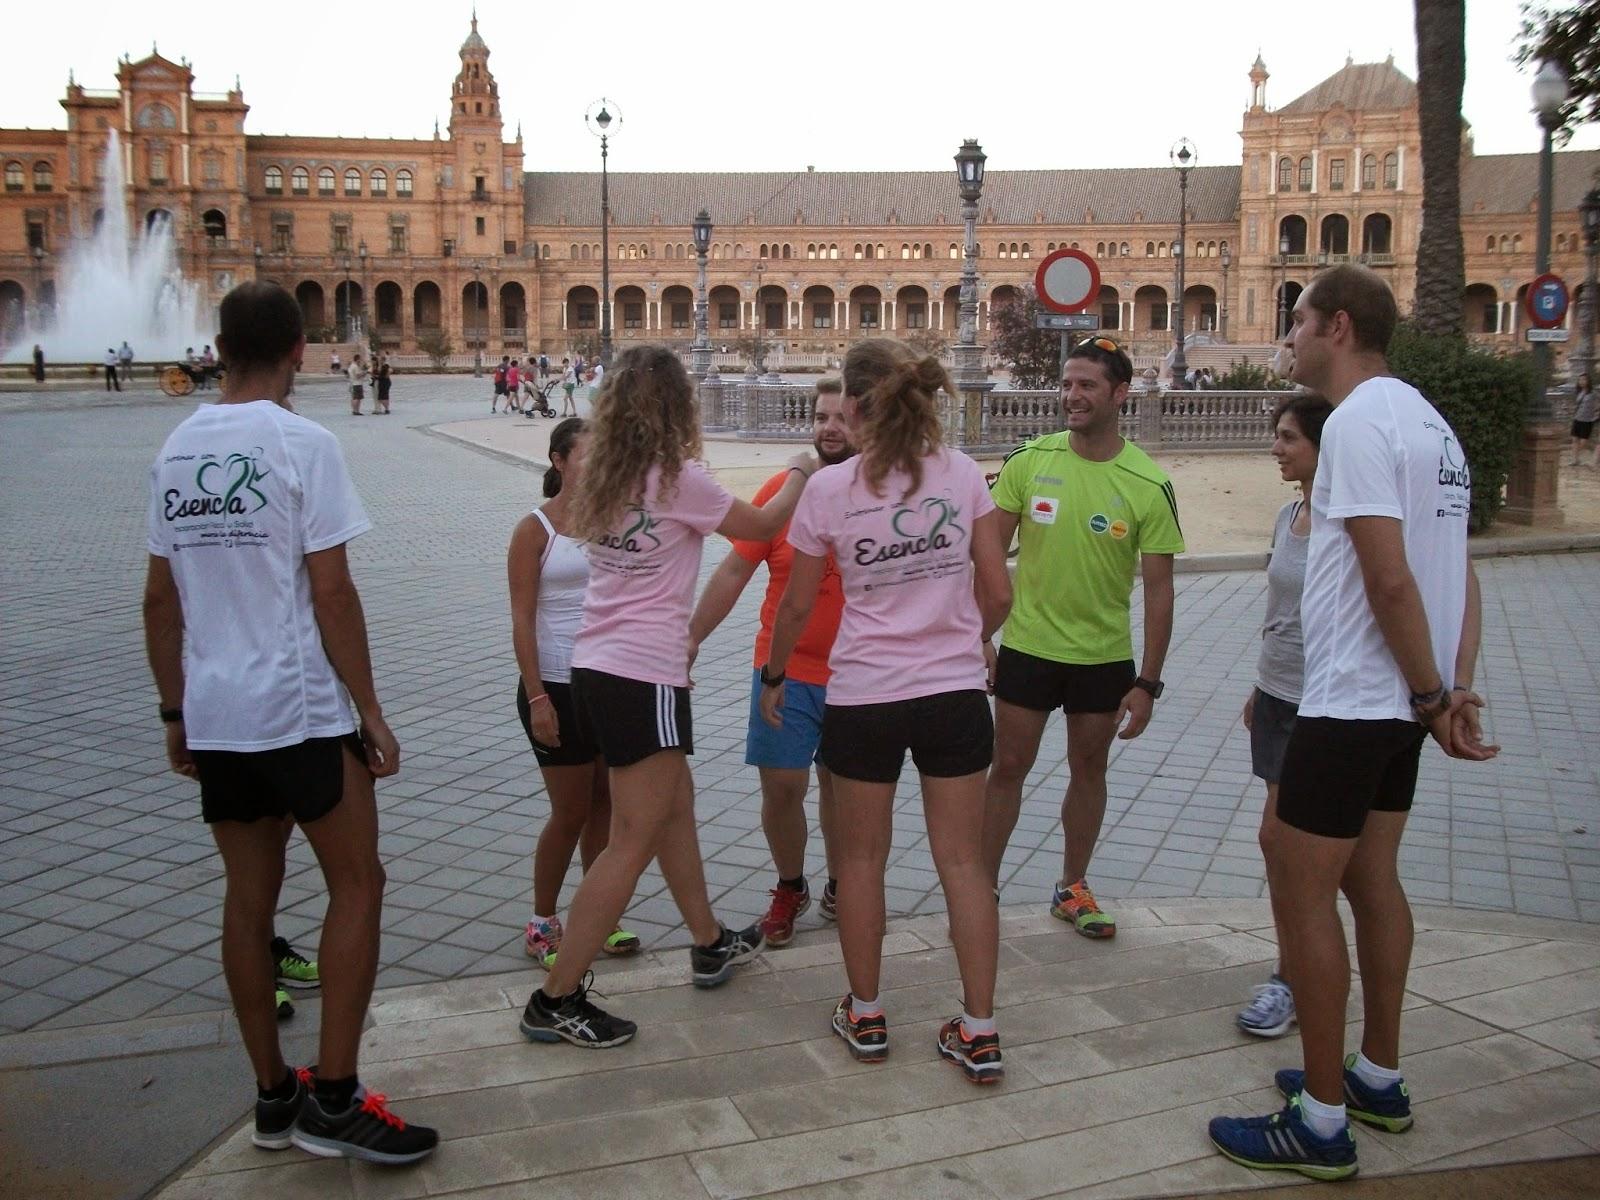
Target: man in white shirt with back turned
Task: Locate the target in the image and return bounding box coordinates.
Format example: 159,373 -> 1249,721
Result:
1208,265 -> 1498,1181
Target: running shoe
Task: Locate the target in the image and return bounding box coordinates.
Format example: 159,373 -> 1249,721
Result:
291,1087 -> 438,1165
253,1066 -> 314,1150
936,1017 -> 1004,1084
1208,1094 -> 1358,1181
272,936 -> 319,990
525,916 -> 563,967
1050,879 -> 1116,938
1237,975 -> 1297,1038
1275,1053 -> 1413,1133
819,879 -> 839,922
602,927 -> 641,956
275,988 -> 294,1020
518,973 -> 637,1048
831,995 -> 889,1062
689,921 -> 765,988
759,884 -> 811,947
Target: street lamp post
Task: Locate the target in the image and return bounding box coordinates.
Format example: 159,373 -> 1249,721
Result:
586,98 -> 621,367
1276,232 -> 1291,340
749,259 -> 765,381
471,259 -> 483,377
1580,187 -> 1600,386
953,138 -> 987,387
1530,60 -> 1567,412
1220,243 -> 1232,342
30,244 -> 45,327
340,254 -> 352,343
356,238 -> 368,346
1169,138 -> 1195,384
690,208 -> 712,380
252,241 -> 262,280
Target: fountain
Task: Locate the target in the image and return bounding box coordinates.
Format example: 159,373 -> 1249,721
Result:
3,130 -> 216,364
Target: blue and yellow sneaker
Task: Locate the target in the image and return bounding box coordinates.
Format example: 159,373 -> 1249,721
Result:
1276,1053 -> 1413,1133
1209,1094 -> 1358,1181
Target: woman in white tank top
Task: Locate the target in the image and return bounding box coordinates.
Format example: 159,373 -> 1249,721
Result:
508,418 -> 639,966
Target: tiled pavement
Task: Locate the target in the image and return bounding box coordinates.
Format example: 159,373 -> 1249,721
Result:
2,378 -> 1599,1039
143,900 -> 1600,1199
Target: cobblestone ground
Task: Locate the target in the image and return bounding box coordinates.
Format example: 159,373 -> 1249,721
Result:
2,377 -> 1597,1034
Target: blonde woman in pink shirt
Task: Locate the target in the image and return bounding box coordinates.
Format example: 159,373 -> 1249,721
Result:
762,339 -> 1013,1082
519,345 -> 817,1048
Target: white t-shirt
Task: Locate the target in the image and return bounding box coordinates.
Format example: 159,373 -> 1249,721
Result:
147,400 -> 372,750
1298,376 -> 1469,722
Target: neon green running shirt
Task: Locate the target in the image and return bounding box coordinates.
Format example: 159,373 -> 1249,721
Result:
991,433 -> 1184,665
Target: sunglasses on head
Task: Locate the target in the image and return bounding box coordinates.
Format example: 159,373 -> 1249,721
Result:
1078,336 -> 1122,355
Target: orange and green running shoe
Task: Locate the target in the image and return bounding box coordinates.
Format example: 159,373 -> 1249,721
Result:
1051,879 -> 1115,939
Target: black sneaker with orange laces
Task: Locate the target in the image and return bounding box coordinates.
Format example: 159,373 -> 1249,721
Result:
831,994 -> 889,1062
936,1017 -> 1004,1084
291,1085 -> 438,1165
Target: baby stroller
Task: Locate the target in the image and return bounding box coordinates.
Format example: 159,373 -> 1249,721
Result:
523,378 -> 559,418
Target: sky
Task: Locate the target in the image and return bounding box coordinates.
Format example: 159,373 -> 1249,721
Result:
4,0 -> 1597,174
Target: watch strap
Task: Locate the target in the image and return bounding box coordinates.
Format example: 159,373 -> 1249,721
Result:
1133,676 -> 1164,699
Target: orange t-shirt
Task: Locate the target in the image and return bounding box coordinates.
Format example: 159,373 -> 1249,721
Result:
731,470 -> 845,687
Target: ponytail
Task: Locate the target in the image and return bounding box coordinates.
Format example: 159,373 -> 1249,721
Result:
841,339 -> 948,499
543,416 -> 588,499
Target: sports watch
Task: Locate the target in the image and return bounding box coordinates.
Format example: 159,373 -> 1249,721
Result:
1133,676 -> 1164,699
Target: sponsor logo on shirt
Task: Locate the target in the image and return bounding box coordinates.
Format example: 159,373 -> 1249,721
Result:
1109,519 -> 1129,540
1087,513 -> 1110,534
1029,496 -> 1058,525
163,450 -> 270,520
595,505 -> 662,553
1436,434 -> 1470,490
853,497 -> 967,566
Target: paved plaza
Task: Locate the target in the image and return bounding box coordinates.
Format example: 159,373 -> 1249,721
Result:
2,377 -> 1599,1197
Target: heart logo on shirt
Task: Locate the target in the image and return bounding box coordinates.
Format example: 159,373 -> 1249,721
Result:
890,497 -> 966,544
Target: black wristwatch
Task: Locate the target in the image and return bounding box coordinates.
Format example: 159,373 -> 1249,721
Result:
759,664 -> 786,688
1409,685 -> 1449,719
1133,676 -> 1164,699
159,706 -> 184,724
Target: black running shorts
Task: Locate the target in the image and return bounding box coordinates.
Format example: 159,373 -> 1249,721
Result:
516,678 -> 599,767
994,646 -> 1136,715
570,667 -> 693,768
193,733 -> 363,825
1275,716 -> 1427,839
818,689 -> 993,784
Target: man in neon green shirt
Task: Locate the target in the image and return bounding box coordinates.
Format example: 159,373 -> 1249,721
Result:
982,337 -> 1183,937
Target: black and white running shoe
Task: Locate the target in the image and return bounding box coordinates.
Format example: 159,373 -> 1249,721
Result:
519,974 -> 638,1048
291,1086 -> 438,1165
690,921 -> 765,988
253,1066 -> 313,1150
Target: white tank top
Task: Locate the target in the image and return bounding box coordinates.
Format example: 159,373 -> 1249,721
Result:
531,507 -> 589,683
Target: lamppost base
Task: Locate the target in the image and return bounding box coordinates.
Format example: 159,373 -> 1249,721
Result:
1501,420 -> 1565,527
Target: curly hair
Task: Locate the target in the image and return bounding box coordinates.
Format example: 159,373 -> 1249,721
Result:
841,338 -> 949,499
568,345 -> 703,541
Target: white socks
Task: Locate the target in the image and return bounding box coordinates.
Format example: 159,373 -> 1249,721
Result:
1351,1051 -> 1401,1089
1298,1088 -> 1347,1139
850,994 -> 883,1020
961,1011 -> 997,1037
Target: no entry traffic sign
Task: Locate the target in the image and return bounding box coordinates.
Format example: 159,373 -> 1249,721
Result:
1035,248 -> 1101,314
1525,273 -> 1570,330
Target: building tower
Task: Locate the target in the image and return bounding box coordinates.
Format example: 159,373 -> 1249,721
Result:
1249,53 -> 1269,112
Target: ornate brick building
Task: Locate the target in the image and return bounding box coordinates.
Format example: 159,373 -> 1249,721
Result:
2,23 -> 1595,363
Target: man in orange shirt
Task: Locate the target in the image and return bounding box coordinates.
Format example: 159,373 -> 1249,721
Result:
690,378 -> 853,944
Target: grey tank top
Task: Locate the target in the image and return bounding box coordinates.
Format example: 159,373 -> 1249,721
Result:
1256,498 -> 1308,705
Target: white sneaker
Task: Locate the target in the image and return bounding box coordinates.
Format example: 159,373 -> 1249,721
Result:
1237,975 -> 1296,1038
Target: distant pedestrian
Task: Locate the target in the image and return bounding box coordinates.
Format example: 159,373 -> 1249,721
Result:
104,348 -> 122,392
200,346 -> 217,390
1570,372 -> 1596,468
118,340 -> 135,384
330,351 -> 342,375
375,356 -> 392,414
347,354 -> 369,415
589,360 -> 604,392
507,359 -> 522,413
32,343 -> 44,384
539,353 -> 549,380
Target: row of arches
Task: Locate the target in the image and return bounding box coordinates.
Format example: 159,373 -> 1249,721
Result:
1277,152 -> 1398,193
264,165 -> 414,198
287,279 -> 523,338
1276,213 -> 1393,257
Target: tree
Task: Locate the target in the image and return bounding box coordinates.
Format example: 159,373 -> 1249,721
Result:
1516,1 -> 1600,144
988,287 -> 1061,389
1413,0 -> 1467,337
416,328 -> 452,370
904,327 -> 949,359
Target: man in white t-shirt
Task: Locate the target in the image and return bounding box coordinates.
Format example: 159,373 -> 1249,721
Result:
143,282 -> 436,1166
1209,266 -> 1497,1181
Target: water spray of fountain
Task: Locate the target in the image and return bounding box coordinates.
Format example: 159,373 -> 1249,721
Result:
3,129 -> 216,363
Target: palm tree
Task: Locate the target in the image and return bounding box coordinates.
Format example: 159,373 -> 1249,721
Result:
1413,0 -> 1466,337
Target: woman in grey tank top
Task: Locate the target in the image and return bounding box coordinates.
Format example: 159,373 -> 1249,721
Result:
1237,393 -> 1332,1039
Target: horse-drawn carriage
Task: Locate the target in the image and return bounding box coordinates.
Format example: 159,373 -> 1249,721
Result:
158,361 -> 225,397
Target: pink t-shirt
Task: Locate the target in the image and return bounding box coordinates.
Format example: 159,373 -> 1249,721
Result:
572,458 -> 735,686
787,448 -> 994,705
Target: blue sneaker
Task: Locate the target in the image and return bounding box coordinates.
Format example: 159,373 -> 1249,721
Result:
1209,1094 -> 1358,1181
1276,1052 -> 1413,1133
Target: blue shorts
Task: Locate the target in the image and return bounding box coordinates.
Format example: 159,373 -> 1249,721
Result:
745,668 -> 827,770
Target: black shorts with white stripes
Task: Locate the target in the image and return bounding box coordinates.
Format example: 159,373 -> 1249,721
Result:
570,667 -> 694,768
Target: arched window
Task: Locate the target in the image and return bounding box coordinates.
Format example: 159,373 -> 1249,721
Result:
854,244 -> 863,259
1499,234 -> 1510,253
3,160 -> 25,192
344,168 -> 361,195
264,165 -> 283,194
370,168 -> 387,196
950,243 -> 960,258
396,169 -> 413,198
1021,243 -> 1031,258
1120,242 -> 1130,256
1362,154 -> 1377,189
1485,235 -> 1496,253
924,243 -> 933,258
1146,241 -> 1155,257
33,161 -> 53,192
317,167 -> 335,195
807,243 -> 817,259
829,244 -> 839,259
1512,234 -> 1522,253
1096,242 -> 1105,256
1157,242 -> 1167,257
781,244 -> 791,259
1382,153 -> 1398,189
901,243 -> 910,259
291,166 -> 310,195
1278,157 -> 1294,192
1298,157 -> 1312,191
542,244 -> 550,258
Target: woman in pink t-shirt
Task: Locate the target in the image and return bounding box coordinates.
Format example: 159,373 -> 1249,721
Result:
518,344 -> 817,1049
761,339 -> 1013,1081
